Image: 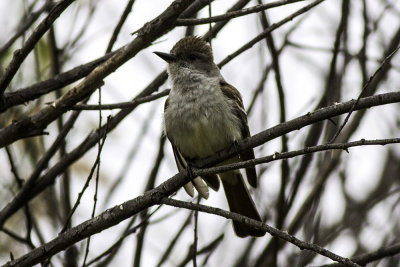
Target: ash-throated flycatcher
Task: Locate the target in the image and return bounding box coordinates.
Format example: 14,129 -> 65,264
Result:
155,36 -> 264,237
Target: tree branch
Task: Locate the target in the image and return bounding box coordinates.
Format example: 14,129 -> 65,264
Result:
0,0 -> 193,148
0,91 -> 399,229
175,0 -> 305,26
160,198 -> 361,267
3,134 -> 399,267
0,0 -> 76,99
195,91 -> 400,168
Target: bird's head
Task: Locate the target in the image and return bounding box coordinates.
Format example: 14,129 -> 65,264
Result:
154,36 -> 219,77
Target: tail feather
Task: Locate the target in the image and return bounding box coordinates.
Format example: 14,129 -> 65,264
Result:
220,172 -> 265,237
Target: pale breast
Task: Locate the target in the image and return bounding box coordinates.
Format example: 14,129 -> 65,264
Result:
164,75 -> 242,159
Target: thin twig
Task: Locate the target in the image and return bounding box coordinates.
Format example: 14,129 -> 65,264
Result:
217,0 -> 326,68
106,0 -> 136,53
1,90 -> 399,231
192,197 -> 200,267
329,45 -> 400,143
156,211 -> 193,267
176,0 -> 305,26
59,119 -> 109,234
0,1 -> 53,58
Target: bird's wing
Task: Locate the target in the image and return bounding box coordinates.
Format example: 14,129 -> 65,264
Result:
220,80 -> 258,188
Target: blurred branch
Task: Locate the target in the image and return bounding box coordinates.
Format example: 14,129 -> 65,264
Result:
247,12 -> 307,116
133,134 -> 166,267
177,232 -> 224,267
258,5 -> 289,265
218,0 -> 325,68
176,0 -> 305,26
106,0 -> 136,53
160,198 -> 360,267
59,119 -> 108,234
203,0 -> 250,41
259,0 -> 289,224
0,228 -> 34,249
0,52 -> 116,112
0,0 -> 76,99
329,45 -> 400,143
156,211 -> 193,267
192,197 -> 200,267
319,242 -> 400,267
0,1 -> 53,58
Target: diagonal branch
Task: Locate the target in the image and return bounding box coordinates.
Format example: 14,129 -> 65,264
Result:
195,91 -> 400,168
0,91 -> 399,229
0,0 -> 76,98
176,0 -> 305,26
319,242 -> 400,267
160,198 -> 361,267
2,136 -> 399,267
0,0 -> 193,148
217,0 -> 326,67
0,52 -> 117,113
0,1 -> 54,58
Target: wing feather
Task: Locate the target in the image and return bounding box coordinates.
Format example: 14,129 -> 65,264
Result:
220,80 -> 258,188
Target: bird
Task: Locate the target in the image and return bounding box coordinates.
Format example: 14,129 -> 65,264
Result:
154,36 -> 264,237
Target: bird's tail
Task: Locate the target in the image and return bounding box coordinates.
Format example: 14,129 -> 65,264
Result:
220,171 -> 265,237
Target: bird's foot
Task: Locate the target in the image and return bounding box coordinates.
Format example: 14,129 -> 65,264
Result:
232,140 -> 241,157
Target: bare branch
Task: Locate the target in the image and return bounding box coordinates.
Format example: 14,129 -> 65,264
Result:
218,0 -> 326,68
0,0 -> 192,148
176,0 -> 305,26
0,0 -> 76,98
160,198 -> 361,267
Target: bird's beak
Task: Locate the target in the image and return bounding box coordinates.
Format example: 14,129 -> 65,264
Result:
153,51 -> 178,63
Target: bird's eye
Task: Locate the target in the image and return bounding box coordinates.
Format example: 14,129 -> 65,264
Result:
188,54 -> 197,61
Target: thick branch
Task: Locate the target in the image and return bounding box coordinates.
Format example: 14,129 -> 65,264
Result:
0,52 -> 116,112
0,171 -> 189,267
2,136 -> 398,267
0,0 -> 193,148
0,91 -> 398,229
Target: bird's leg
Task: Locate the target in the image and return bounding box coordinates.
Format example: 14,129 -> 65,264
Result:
185,161 -> 196,181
